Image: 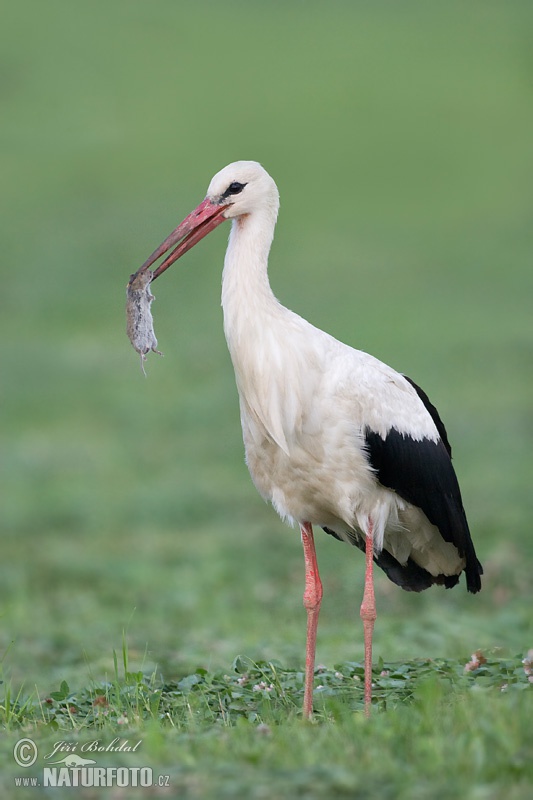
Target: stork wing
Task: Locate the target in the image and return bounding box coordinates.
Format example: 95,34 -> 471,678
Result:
364,376 -> 482,593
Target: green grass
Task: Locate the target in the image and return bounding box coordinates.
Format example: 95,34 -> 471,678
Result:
1,650 -> 532,798
1,0 -> 533,797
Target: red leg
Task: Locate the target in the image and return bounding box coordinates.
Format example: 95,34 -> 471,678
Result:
360,519 -> 376,717
300,522 -> 323,719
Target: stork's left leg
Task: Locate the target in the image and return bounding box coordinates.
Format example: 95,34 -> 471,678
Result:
360,519 -> 376,717
300,522 -> 323,719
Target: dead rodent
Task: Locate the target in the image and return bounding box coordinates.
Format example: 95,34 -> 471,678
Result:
126,268 -> 162,375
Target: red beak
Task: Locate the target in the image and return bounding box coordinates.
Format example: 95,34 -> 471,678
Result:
135,197 -> 230,282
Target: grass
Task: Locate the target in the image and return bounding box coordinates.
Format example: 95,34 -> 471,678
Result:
2,649 -> 532,798
1,0 -> 533,797
3,650 -> 532,731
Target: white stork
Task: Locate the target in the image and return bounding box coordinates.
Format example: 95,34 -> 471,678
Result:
136,161 -> 482,718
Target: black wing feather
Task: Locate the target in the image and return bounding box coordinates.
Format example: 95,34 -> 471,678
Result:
403,375 -> 452,456
363,377 -> 482,593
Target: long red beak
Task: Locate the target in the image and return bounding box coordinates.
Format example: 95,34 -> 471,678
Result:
135,198 -> 229,283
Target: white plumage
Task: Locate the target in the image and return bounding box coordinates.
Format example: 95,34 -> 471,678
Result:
137,160 -> 482,718
217,163 -> 454,571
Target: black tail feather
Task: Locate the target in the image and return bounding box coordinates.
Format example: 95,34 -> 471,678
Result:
322,526 -> 464,593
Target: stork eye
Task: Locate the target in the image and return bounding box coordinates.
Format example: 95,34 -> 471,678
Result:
223,181 -> 246,198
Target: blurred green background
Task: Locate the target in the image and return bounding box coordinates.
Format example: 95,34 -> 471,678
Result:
1,0 -> 532,694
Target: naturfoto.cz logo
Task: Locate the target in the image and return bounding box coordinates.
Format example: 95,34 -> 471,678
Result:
13,738 -> 171,789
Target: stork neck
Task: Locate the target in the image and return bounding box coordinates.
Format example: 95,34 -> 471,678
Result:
221,208 -> 279,323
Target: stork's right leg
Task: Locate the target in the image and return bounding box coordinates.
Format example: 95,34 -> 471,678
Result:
360,518 -> 377,717
300,522 -> 323,719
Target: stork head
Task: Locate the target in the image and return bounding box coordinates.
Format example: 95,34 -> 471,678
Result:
206,161 -> 279,220
134,161 -> 278,281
